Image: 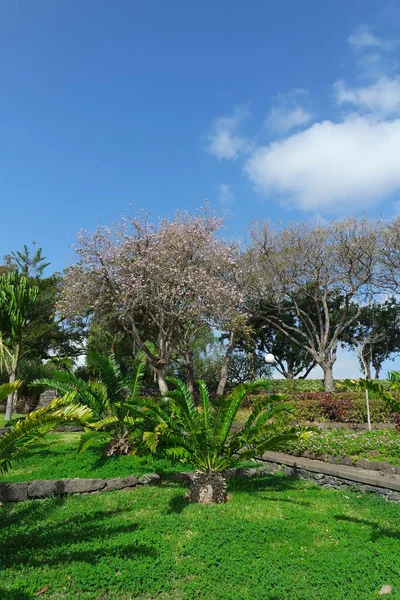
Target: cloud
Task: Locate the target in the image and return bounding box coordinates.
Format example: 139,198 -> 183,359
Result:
206,106 -> 251,160
335,76 -> 400,117
245,115 -> 400,213
265,89 -> 313,134
347,25 -> 398,78
218,183 -> 235,206
348,25 -> 386,50
266,106 -> 313,134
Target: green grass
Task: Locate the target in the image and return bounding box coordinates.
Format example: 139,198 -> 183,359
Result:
0,433 -> 192,483
0,412 -> 24,427
1,475 -> 400,599
285,428 -> 400,466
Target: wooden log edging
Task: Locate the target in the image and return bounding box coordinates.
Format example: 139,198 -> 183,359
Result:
0,473 -> 160,503
258,451 -> 400,503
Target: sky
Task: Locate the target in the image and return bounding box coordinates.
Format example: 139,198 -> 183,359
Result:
1,0 -> 400,378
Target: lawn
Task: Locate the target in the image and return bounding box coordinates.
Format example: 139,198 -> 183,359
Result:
0,433 -> 192,483
1,474 -> 400,600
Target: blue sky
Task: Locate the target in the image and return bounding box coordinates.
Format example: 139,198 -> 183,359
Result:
1,1 -> 400,377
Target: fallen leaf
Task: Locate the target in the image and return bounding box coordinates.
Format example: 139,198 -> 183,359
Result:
36,586 -> 49,596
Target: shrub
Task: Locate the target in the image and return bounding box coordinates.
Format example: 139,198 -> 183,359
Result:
243,391 -> 394,423
319,394 -> 352,422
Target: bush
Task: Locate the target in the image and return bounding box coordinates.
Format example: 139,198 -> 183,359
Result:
245,391 -> 394,423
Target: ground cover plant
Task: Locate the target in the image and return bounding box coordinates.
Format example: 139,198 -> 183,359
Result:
1,475 -> 400,600
285,428 -> 400,466
0,432 -> 192,483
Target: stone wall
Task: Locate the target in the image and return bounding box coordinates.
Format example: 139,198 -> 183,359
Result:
0,473 -> 160,502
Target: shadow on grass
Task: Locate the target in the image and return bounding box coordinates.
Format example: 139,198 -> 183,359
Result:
0,505 -> 157,570
334,515 -> 400,542
228,474 -> 305,494
168,493 -> 189,514
0,589 -> 32,599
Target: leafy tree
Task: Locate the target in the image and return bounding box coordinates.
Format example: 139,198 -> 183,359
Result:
34,351 -> 147,456
144,378 -> 305,504
0,273 -> 39,420
247,218 -> 381,391
4,242 -> 50,279
342,298 -> 400,379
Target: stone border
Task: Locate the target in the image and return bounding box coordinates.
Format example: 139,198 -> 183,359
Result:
0,473 -> 160,503
259,452 -> 400,503
295,451 -> 400,475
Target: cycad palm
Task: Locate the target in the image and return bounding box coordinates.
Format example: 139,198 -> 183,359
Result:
34,351 -> 146,456
144,377 -> 304,504
0,388 -> 93,474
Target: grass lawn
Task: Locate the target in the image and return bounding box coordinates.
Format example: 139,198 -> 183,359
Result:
1,475 -> 400,599
0,433 -> 192,483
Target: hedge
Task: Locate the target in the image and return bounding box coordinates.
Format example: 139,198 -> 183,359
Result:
247,391 -> 396,423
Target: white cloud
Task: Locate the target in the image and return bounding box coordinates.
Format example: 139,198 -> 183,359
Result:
218,183 -> 235,206
245,115 -> 400,213
348,25 -> 385,50
265,88 -> 313,134
266,106 -> 313,134
206,106 -> 251,160
335,76 -> 400,117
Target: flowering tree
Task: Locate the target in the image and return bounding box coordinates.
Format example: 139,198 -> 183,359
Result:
59,209 -> 240,393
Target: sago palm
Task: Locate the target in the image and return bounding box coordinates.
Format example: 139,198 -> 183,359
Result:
143,377 -> 305,504
0,394 -> 93,474
34,351 -> 147,456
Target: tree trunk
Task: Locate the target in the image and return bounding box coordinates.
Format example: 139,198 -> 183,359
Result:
189,470 -> 227,504
5,369 -> 16,422
374,367 -> 381,380
216,331 -> 235,397
184,347 -> 195,395
322,362 -> 335,393
156,367 -> 169,395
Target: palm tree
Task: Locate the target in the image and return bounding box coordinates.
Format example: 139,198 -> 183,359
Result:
143,378 -> 305,504
33,351 -> 147,456
0,395 -> 93,474
0,272 -> 39,421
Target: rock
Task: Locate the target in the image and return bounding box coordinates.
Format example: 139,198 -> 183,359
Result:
138,473 -> 160,485
378,585 -> 392,595
0,482 -> 28,502
378,462 -> 396,475
121,475 -> 139,488
64,478 -> 106,494
339,457 -> 353,466
175,471 -> 195,484
28,480 -> 68,498
368,450 -> 380,456
105,478 -> 126,491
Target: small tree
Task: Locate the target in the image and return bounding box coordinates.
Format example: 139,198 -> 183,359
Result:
145,378 -> 305,504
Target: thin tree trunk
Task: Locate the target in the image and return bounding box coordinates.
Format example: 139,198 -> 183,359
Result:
322,362 -> 335,393
156,367 -> 169,395
5,345 -> 19,422
5,369 -> 16,422
184,347 -> 195,395
216,331 -> 235,397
